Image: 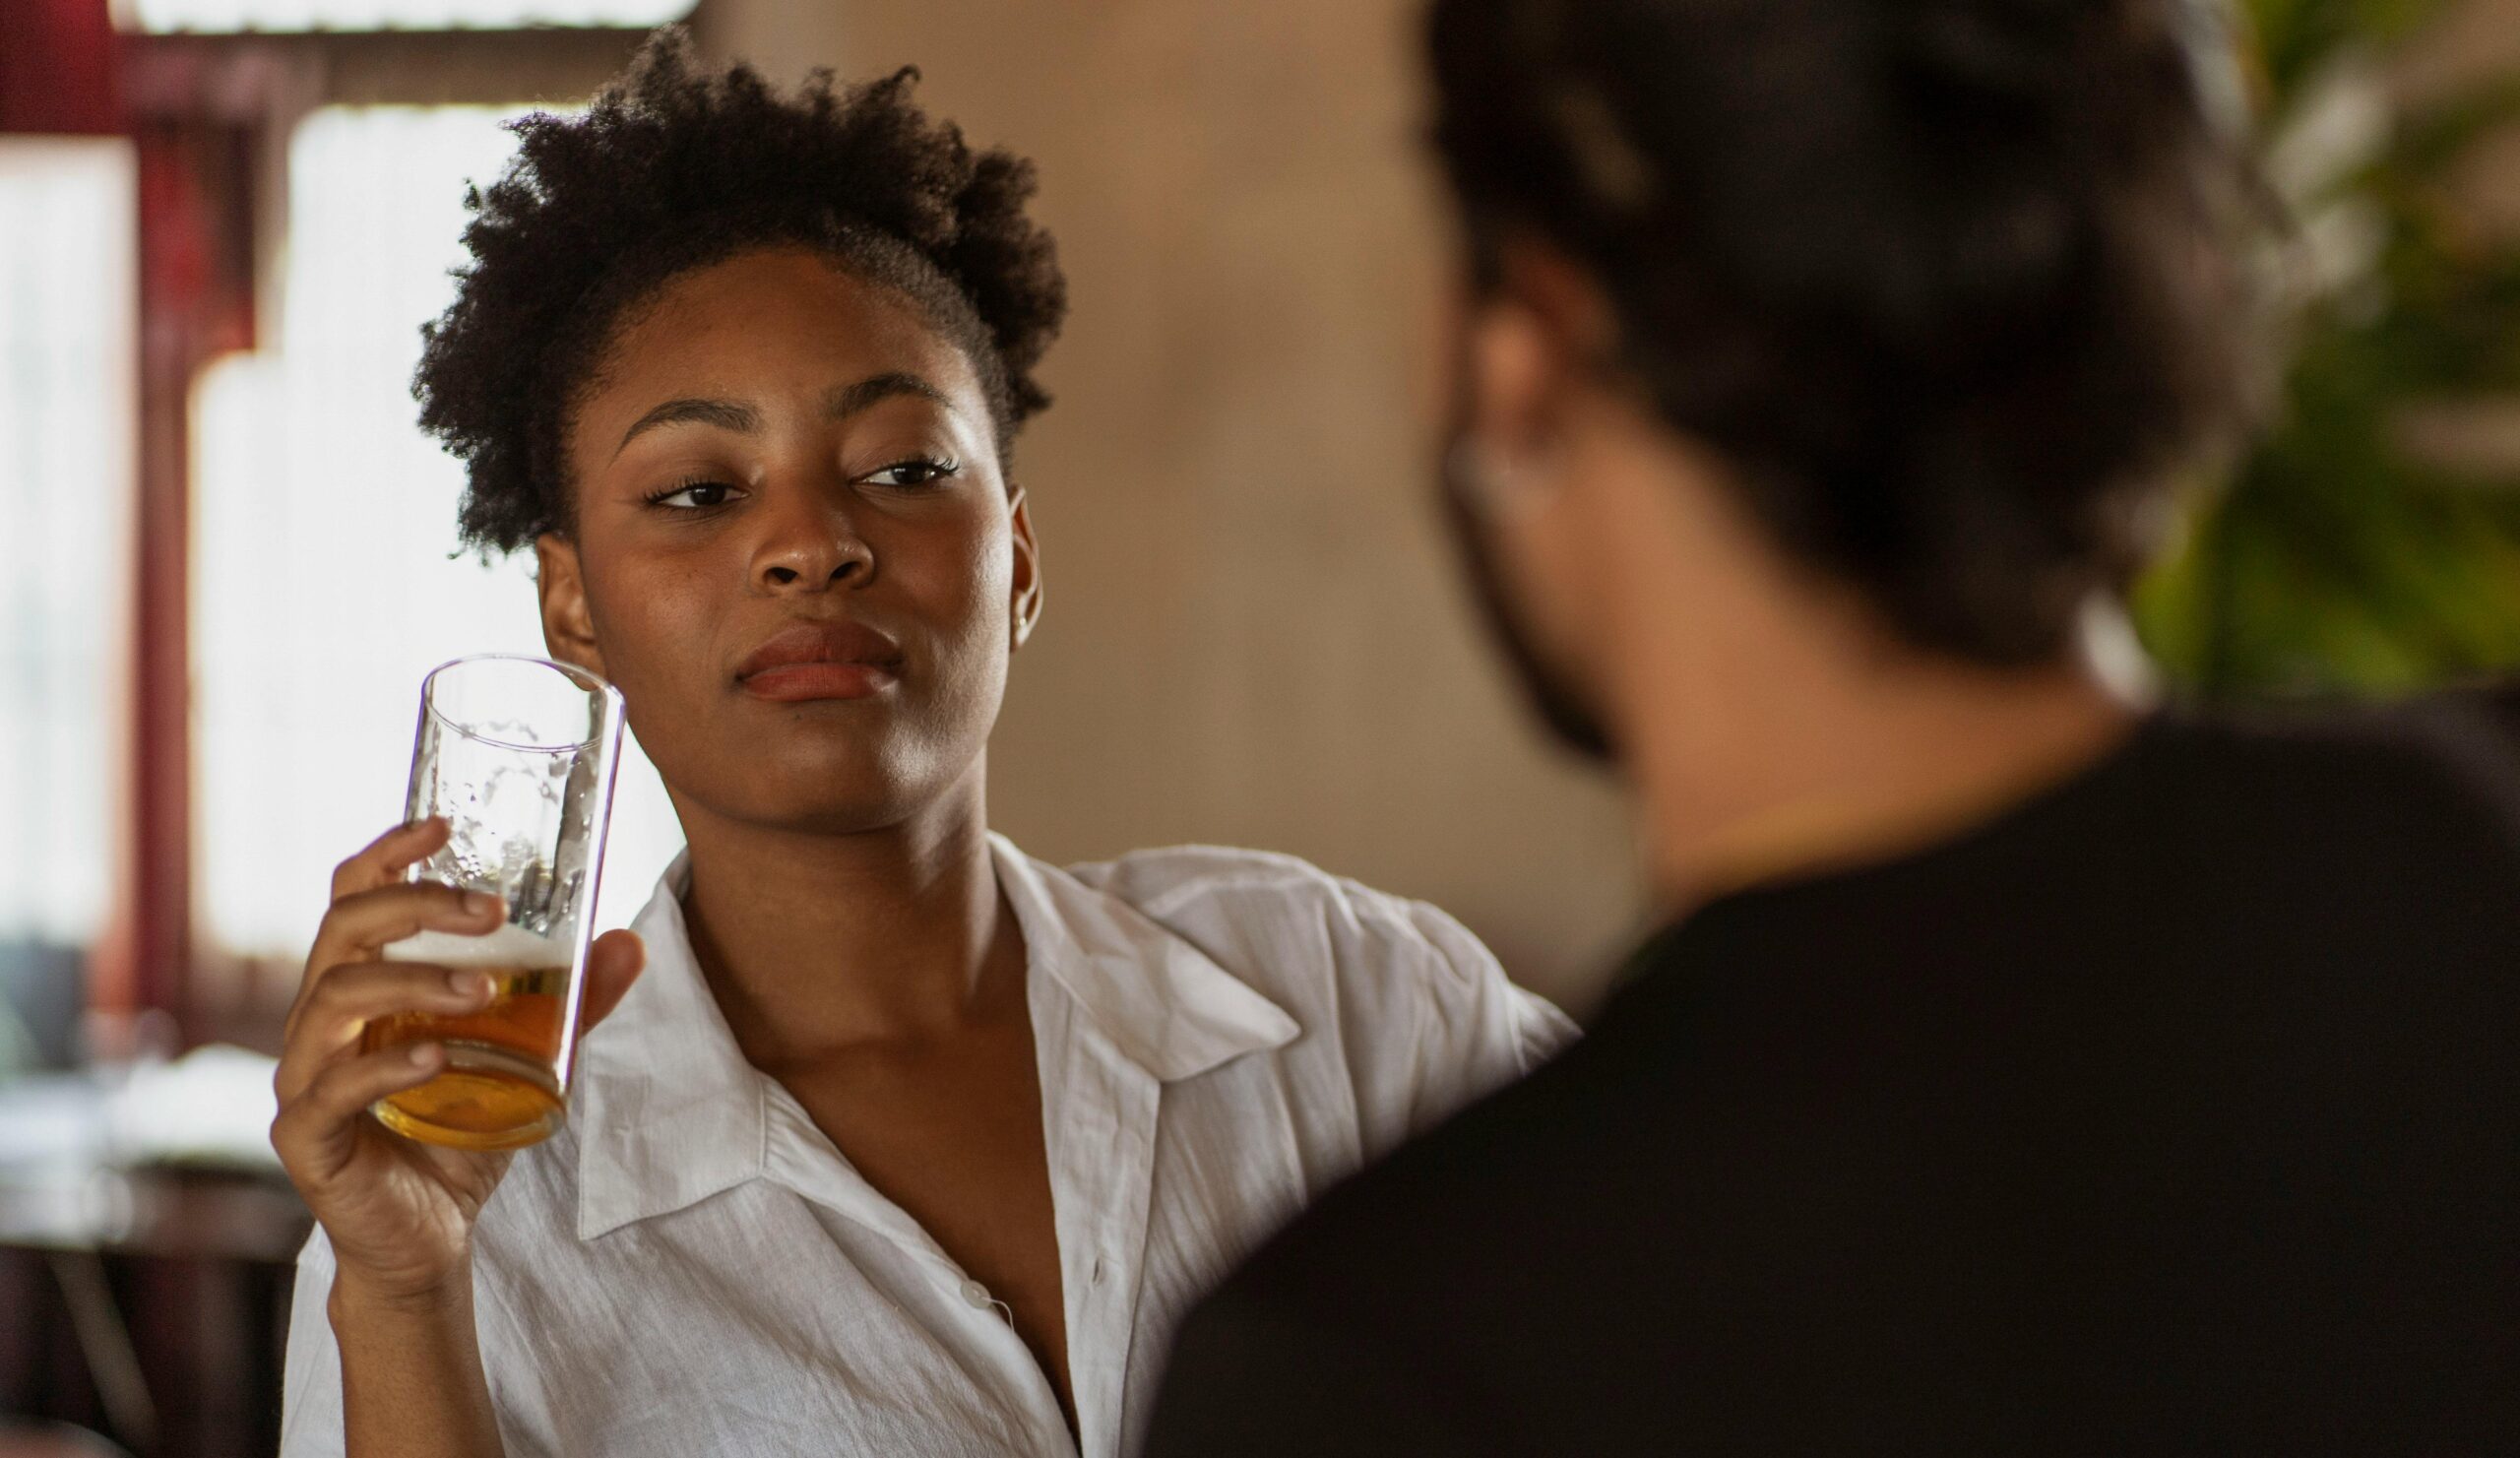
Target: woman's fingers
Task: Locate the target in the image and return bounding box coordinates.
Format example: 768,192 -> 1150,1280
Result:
272,1041 -> 447,1187
276,961 -> 495,1102
294,881 -> 503,1029
577,930 -> 647,1033
319,879 -> 503,962
330,816 -> 452,902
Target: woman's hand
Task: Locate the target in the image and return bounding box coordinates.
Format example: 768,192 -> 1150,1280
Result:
271,817 -> 644,1306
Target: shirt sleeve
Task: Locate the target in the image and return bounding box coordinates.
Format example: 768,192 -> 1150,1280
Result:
1334,884 -> 1579,1162
279,1224 -> 554,1458
279,1227 -> 348,1458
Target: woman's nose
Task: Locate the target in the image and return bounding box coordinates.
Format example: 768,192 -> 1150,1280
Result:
751,481 -> 874,592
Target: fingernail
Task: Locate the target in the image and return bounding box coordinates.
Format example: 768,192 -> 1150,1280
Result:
447,969 -> 489,997
463,890 -> 497,915
409,1043 -> 441,1066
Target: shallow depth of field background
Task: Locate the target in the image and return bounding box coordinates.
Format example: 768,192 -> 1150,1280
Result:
3,0 -> 2519,1452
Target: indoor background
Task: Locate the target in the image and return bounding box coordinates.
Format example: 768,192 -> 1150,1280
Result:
4,0 -> 2519,1451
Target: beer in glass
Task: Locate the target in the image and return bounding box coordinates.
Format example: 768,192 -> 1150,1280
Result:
361,654 -> 623,1150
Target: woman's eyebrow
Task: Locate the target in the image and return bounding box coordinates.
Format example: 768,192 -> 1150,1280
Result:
609,374 -> 958,460
613,397 -> 761,459
824,371 -> 959,422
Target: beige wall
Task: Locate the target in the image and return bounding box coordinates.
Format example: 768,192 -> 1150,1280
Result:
694,0 -> 1640,1006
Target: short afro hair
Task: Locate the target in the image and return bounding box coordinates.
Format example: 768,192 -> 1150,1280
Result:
415,29 -> 1068,554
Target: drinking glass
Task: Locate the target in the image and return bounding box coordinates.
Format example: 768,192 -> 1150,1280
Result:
360,654 -> 623,1150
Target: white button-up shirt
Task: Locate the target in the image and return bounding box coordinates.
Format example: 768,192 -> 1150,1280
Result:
282,835 -> 1573,1458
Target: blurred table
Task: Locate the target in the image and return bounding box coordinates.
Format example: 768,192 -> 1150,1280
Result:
0,1054 -> 309,1458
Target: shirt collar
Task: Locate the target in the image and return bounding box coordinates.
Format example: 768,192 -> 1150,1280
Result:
986,833 -> 1298,1082
575,852 -> 767,1240
574,836 -> 1298,1239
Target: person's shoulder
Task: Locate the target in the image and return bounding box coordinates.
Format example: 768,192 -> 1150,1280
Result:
1149,1073 -> 1596,1454
1252,992 -> 1632,1260
2177,693 -> 2520,870
1052,842 -> 1574,1163
2034,697 -> 2520,1029
1150,1088 -> 1551,1456
1060,843 -> 1506,990
1066,843 -> 1452,923
1170,1026 -> 1628,1430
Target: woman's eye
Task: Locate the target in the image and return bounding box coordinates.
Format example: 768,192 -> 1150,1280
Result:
864,457 -> 960,489
647,479 -> 737,510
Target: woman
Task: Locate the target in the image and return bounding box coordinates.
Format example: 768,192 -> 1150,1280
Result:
271,32 -> 1570,1458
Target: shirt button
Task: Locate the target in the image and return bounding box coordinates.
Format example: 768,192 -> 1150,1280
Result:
959,1278 -> 993,1309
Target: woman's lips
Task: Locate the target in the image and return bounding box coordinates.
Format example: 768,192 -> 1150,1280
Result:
734,621 -> 905,702
740,660 -> 898,702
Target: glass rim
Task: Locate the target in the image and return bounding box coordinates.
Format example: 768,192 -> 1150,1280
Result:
419,653 -> 621,754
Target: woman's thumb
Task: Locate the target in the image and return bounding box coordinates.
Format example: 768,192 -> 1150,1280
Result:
577,929 -> 646,1032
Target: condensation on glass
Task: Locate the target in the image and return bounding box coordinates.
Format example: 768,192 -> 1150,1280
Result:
361,654 -> 623,1150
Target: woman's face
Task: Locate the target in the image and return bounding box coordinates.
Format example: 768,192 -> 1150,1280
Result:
536,245 -> 1040,836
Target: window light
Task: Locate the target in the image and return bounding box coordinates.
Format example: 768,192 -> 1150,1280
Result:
129,0 -> 690,33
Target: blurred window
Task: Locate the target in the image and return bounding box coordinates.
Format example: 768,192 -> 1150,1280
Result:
0,139 -> 137,953
0,138 -> 135,1068
193,105 -> 677,962
128,0 -> 689,32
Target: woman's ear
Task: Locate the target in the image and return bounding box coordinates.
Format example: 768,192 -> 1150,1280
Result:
535,533 -> 609,680
1007,485 -> 1045,651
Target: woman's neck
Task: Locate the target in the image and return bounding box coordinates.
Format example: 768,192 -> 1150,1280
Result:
671,764 -> 1021,1067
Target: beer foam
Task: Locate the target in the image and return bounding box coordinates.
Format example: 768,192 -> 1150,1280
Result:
385,923 -> 573,970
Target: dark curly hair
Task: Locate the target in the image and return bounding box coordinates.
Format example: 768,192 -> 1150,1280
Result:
1429,0 -> 2262,665
416,29 -> 1068,554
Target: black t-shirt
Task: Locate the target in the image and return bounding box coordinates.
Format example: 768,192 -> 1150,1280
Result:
1145,698 -> 2520,1454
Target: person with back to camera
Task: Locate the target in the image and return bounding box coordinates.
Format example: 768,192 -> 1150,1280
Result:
266,32 -> 1573,1458
1145,0 -> 2520,1450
